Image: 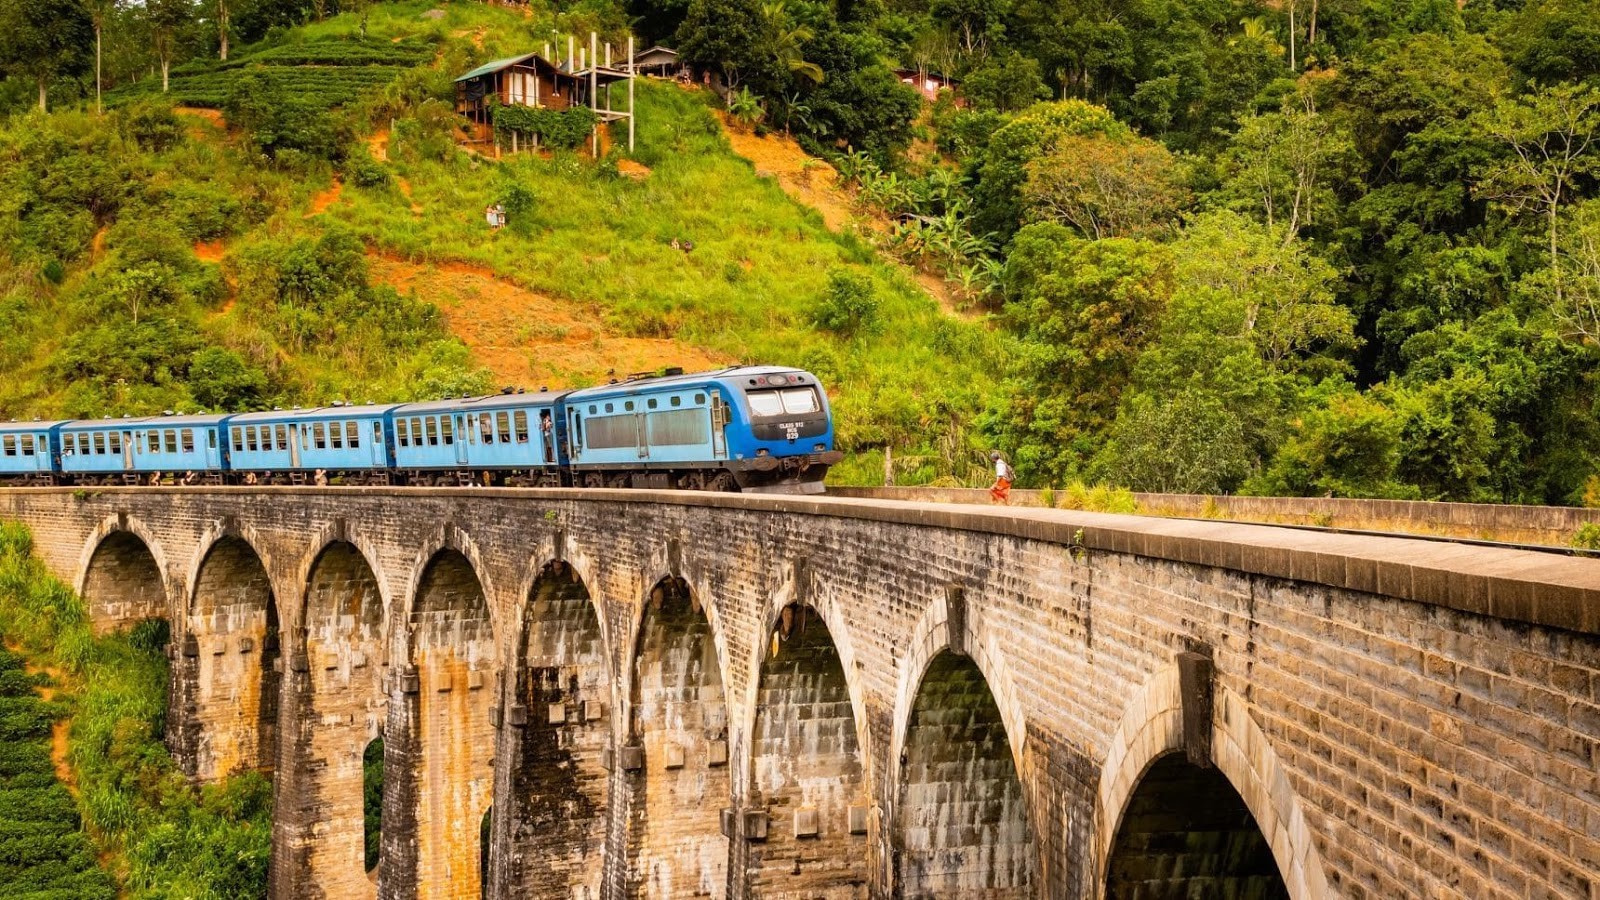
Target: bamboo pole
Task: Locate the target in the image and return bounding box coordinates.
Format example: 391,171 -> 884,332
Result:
590,31 -> 599,156
628,35 -> 635,152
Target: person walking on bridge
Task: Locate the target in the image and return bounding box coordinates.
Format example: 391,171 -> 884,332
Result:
989,450 -> 1013,505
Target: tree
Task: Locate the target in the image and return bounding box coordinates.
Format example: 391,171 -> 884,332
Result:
968,99 -> 1130,241
144,0 -> 193,92
1473,82 -> 1600,302
1097,389 -> 1254,493
813,268 -> 881,337
1214,90 -> 1358,242
962,50 -> 1047,112
0,0 -> 93,111
1021,132 -> 1188,238
677,0 -> 779,92
763,0 -> 822,85
217,0 -> 230,60
84,0 -> 119,113
1540,199 -> 1600,347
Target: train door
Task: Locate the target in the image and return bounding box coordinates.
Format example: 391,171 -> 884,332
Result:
455,415 -> 469,466
636,413 -> 648,459
710,394 -> 728,459
372,421 -> 385,466
288,424 -> 301,468
121,431 -> 133,470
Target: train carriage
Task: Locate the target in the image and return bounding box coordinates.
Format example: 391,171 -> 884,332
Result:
564,365 -> 842,493
60,415 -> 226,485
224,405 -> 398,484
0,421 -> 65,485
392,390 -> 568,486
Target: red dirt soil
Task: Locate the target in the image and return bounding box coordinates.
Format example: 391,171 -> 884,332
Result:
306,178 -> 344,217
715,111 -> 853,233
366,253 -> 729,388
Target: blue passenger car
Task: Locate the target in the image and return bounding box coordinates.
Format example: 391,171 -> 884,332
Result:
392,390 -> 568,486
0,421 -> 65,485
563,365 -> 842,493
224,405 -> 398,484
60,415 -> 226,484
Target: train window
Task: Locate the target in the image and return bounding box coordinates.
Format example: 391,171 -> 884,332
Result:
397,419 -> 409,447
572,414 -> 583,448
207,430 -> 216,450
232,428 -> 243,452
247,426 -> 259,452
273,425 -> 285,451
695,393 -> 705,405
182,430 -> 195,453
410,418 -> 423,446
314,423 -> 327,449
330,422 -> 343,449
605,403 -> 614,413
425,418 -> 439,446
671,396 -> 681,407
110,433 -> 122,454
479,413 -> 493,445
346,421 -> 359,449
625,401 -> 635,412
148,430 -> 160,451
780,389 -> 820,414
495,412 -> 510,443
514,411 -> 529,443
164,430 -> 177,454
441,416 -> 454,445
647,398 -> 658,409
95,433 -> 106,454
373,422 -> 383,445
19,435 -> 33,456
588,405 -> 597,414
1,436 -> 14,456
61,437 -> 73,456
747,391 -> 784,417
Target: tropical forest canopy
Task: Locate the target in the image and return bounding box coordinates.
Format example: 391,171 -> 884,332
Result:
1,0 -> 1599,505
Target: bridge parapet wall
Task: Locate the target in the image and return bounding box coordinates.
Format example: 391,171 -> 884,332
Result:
0,487 -> 1595,900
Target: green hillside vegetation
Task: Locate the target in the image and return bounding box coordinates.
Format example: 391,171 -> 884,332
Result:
0,523 -> 273,897
0,0 -> 1001,486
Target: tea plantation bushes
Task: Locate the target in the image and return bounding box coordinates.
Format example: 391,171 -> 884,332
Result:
107,37 -> 432,109
0,644 -> 116,899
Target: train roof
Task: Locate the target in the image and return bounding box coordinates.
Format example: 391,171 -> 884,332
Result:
395,389 -> 570,416
566,365 -> 802,402
61,413 -> 229,429
226,404 -> 403,424
0,419 -> 70,432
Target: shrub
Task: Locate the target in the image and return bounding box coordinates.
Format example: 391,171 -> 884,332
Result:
813,268 -> 881,337
490,105 -> 600,151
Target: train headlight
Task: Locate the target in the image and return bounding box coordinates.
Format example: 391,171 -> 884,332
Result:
756,448 -> 769,456
814,444 -> 825,452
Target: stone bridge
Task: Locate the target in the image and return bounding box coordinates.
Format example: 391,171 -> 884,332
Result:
1,487 -> 1597,900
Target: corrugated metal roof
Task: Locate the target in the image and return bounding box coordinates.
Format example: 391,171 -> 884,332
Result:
454,52 -> 540,83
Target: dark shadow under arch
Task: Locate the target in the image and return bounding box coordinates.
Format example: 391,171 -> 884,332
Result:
1105,753 -> 1288,900
625,575 -> 729,898
82,531 -> 166,633
489,559 -> 609,899
748,602 -> 868,897
897,650 -> 1036,898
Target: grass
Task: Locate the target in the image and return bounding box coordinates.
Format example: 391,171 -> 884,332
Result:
0,522 -> 273,899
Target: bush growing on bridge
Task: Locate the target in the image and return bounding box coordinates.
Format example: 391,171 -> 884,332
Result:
0,522 -> 273,898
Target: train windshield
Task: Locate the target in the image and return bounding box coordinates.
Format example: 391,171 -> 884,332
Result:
747,387 -> 819,417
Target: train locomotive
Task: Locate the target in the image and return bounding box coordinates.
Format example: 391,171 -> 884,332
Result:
0,365 -> 845,494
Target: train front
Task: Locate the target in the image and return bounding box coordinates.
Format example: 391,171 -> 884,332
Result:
725,368 -> 844,493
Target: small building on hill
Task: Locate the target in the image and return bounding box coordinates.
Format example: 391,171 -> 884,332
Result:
893,67 -> 965,106
454,42 -> 637,153
631,46 -> 683,78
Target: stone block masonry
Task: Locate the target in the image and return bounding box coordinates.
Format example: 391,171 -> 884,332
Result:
0,486 -> 1596,900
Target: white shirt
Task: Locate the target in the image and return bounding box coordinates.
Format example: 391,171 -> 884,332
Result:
995,459 -> 1010,479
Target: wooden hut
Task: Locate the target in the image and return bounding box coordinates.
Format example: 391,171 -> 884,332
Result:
454,41 -> 637,151
631,46 -> 683,78
893,67 -> 965,106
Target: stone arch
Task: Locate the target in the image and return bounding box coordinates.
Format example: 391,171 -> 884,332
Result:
76,516 -> 171,632
744,597 -> 870,898
888,587 -> 1031,793
1095,668 -> 1330,900
893,648 -> 1038,898
270,539 -> 389,899
392,523 -> 499,666
381,547 -> 497,900
488,557 -> 611,899
623,573 -> 731,899
179,533 -> 281,782
738,568 -> 875,801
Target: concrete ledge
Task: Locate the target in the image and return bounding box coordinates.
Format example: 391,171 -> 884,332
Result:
829,486 -> 1600,549
4,486 -> 1598,634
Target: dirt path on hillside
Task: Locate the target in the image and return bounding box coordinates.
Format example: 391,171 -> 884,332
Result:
715,111 -> 855,233
307,178 -> 345,217
367,253 -> 730,387
10,648 -> 76,795
368,128 -> 389,162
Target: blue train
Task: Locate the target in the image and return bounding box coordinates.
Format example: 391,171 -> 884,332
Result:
0,366 -> 844,494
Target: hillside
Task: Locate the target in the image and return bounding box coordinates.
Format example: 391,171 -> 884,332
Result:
0,1 -> 1000,486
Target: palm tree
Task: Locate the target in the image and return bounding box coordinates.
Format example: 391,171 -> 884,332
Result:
763,0 -> 823,85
